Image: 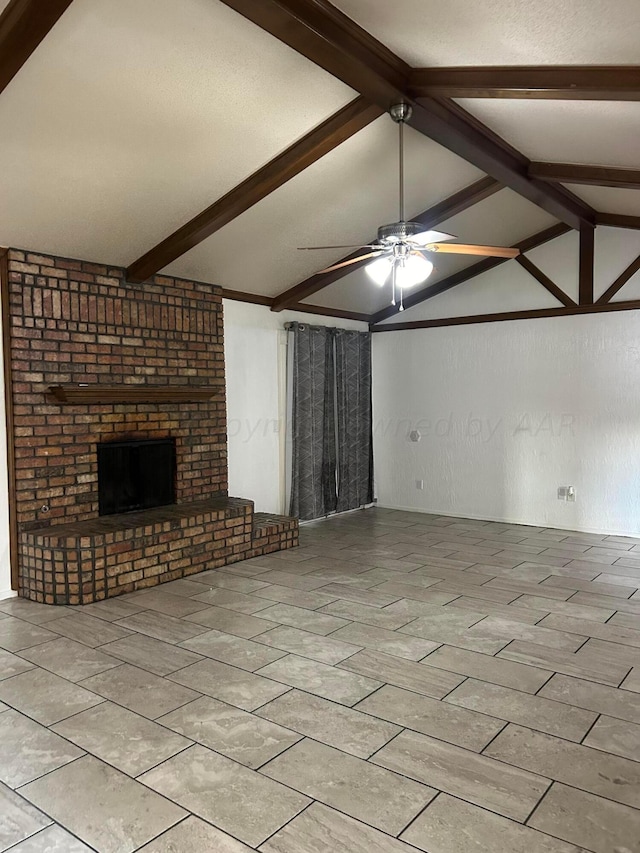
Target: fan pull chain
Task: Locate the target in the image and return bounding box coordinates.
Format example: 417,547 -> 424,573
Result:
391,264 -> 396,306
399,289 -> 404,311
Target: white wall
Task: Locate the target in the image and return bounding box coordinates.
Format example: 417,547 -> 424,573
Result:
223,300 -> 367,514
373,227 -> 640,536
0,288 -> 14,597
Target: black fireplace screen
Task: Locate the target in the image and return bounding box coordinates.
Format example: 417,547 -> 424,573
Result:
97,438 -> 176,516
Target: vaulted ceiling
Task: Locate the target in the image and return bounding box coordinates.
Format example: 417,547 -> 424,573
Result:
1,0 -> 639,326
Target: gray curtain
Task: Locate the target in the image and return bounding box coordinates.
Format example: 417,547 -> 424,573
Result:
289,322 -> 372,521
335,329 -> 373,513
289,324 -> 337,521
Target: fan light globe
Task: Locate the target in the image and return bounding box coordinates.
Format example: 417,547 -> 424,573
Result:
366,254 -> 433,288
365,256 -> 392,286
396,255 -> 433,288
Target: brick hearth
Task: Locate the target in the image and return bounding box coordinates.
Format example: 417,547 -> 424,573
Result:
3,248 -> 297,604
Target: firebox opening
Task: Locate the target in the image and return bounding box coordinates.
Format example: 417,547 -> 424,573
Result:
97,437 -> 176,516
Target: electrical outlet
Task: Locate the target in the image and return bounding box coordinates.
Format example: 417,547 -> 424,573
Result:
416,479 -> 424,490
558,486 -> 576,502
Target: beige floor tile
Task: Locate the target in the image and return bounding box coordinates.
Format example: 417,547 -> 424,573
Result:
539,613 -> 640,647
539,673 -> 640,724
314,583 -> 402,607
256,689 -> 399,758
423,644 -> 550,692
257,654 -> 380,705
542,574 -> 638,598
252,602 -> 349,635
260,802 -> 416,853
623,667 -> 640,692
157,695 -> 300,768
0,668 -> 103,725
254,625 -> 361,664
372,729 -> 549,821
8,824 -> 95,852
183,605 -> 275,638
330,621 -> 439,660
0,617 -> 61,652
42,613 -> 132,647
0,710 -> 83,788
17,638 -> 120,682
0,782 -> 51,850
528,782 -> 640,853
114,610 -> 209,644
398,614 -> 509,655
0,648 -> 35,680
570,591 -> 640,616
372,581 -> 461,605
584,715 -> 640,763
497,640 -> 629,686
187,570 -> 269,594
121,590 -> 210,618
80,664 -> 200,719
320,598 -> 416,628
252,585 -> 340,610
575,637 -> 640,669
137,815 -> 253,852
99,633 -> 203,676
383,596 -> 468,618
465,616 -> 585,652
486,723 -> 640,808
76,599 -> 145,622
262,738 -> 436,835
340,648 -> 464,698
446,678 -> 596,741
52,701 -> 191,776
189,587 -> 274,614
239,570 -> 328,591
356,684 -> 505,750
448,597 -> 548,623
512,595 -> 616,622
180,630 -> 287,671
401,793 -> 581,853
168,658 -> 289,711
611,612 -> 640,630
0,600 -> 66,625
139,744 -> 309,847
20,755 -> 185,853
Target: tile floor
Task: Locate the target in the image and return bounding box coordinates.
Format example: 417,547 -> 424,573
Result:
1,508 -> 640,852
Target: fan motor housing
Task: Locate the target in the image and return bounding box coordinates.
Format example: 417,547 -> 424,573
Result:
376,220 -> 425,244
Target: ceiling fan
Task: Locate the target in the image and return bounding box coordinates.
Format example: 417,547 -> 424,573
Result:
298,103 -> 520,311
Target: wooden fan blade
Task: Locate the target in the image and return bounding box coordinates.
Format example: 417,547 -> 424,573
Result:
317,250 -> 385,274
423,243 -> 520,258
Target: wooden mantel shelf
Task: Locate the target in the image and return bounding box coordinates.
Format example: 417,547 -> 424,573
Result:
47,384 -> 221,404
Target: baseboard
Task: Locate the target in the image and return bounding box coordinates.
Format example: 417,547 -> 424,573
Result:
0,588 -> 17,601
375,503 -> 640,539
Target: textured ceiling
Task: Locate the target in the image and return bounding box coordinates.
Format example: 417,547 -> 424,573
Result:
457,100 -> 640,169
0,0 -> 353,263
0,0 -> 637,320
333,0 -> 640,66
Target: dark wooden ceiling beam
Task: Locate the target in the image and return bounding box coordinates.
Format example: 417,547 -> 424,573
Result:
270,176 -> 502,311
515,255 -> 576,307
410,66 -> 640,100
220,0 -> 594,231
370,223 -> 571,324
596,253 -> 640,305
596,212 -> 640,230
370,299 -> 640,332
127,97 -> 381,282
530,163 -> 640,190
0,0 -> 74,95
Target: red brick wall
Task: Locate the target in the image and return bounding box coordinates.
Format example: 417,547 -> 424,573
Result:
5,248 -> 228,532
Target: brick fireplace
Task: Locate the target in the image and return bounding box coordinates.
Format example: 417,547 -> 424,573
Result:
2,248 -> 297,604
